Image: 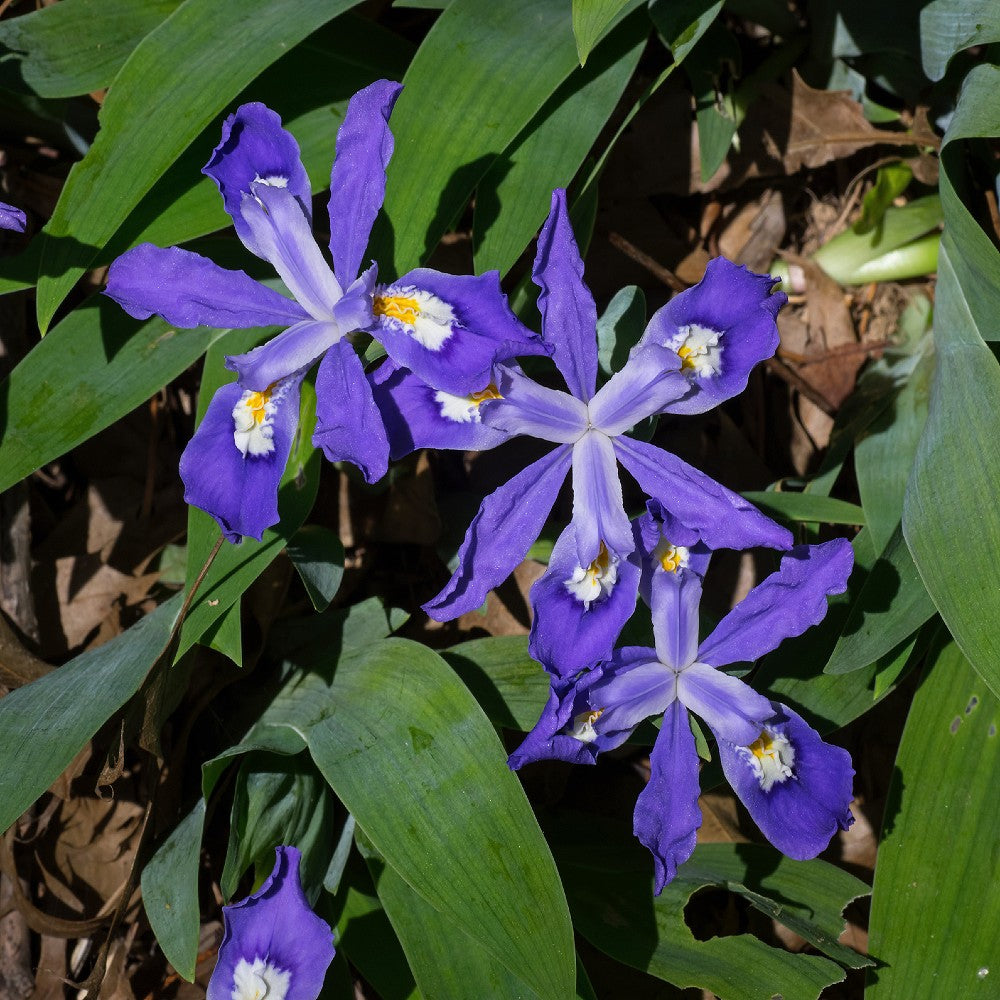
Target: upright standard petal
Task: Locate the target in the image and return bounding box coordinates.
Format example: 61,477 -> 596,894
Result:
0,201 -> 26,232
204,103 -> 312,258
423,445 -> 572,620
643,257 -> 785,416
528,521 -> 640,678
648,551 -> 704,673
696,539 -> 854,668
226,319 -> 342,391
532,189 -> 598,401
614,435 -> 793,552
207,845 -> 335,1000
240,183 -> 343,321
677,662 -> 775,746
367,360 -> 512,459
717,704 -> 854,860
633,699 -> 702,894
372,268 -> 549,396
634,500 -> 712,608
587,344 -> 688,435
482,364 -> 589,444
313,340 -> 389,484
571,431 -> 634,569
105,244 -> 310,328
328,79 -> 402,290
180,378 -> 302,543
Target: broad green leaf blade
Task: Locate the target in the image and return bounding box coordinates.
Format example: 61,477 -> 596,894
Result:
740,491 -> 866,526
903,245 -> 1000,699
919,0 -> 1000,80
572,0 -> 630,64
824,523 -> 935,675
0,0 -> 180,98
648,0 -> 725,65
0,296 -> 235,495
377,0 -> 637,275
867,642 -> 999,996
596,285 -> 647,377
35,0 -> 358,331
473,11 -> 646,277
558,818 -> 863,999
287,525 -> 345,613
177,337 -> 320,656
204,598 -> 242,666
141,798 -> 205,982
308,639 -> 575,1000
0,593 -> 180,836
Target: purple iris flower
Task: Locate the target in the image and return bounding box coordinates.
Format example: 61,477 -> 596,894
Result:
509,535 -> 856,893
371,188 -> 791,673
0,201 -> 26,232
104,81 -> 544,542
207,845 -> 334,1000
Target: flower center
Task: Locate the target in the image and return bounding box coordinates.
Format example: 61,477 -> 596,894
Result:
373,285 -> 457,351
564,541 -> 618,609
232,385 -> 277,458
231,956 -> 290,1000
671,323 -> 722,377
567,708 -> 604,743
653,537 -> 690,573
434,382 -> 503,424
741,729 -> 795,792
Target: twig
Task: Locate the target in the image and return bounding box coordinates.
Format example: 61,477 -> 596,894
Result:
608,232 -> 686,292
765,356 -> 838,416
778,338 -> 891,367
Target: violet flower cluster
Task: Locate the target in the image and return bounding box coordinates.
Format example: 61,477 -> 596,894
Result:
104,78 -> 856,899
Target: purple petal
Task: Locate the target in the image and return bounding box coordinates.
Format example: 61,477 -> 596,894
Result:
588,344 -> 688,434
633,499 -> 712,608
313,340 -> 389,484
240,183 -> 343,320
104,244 -> 309,328
644,257 -> 785,416
226,319 -> 341,391
372,268 -> 549,396
482,365 -> 589,443
588,652 -> 674,741
571,431 -> 634,567
328,79 -> 402,290
649,554 -> 703,672
634,699 -> 702,894
203,103 -> 313,254
697,539 -> 854,668
677,662 -> 775,746
614,436 -> 793,551
718,704 -> 854,860
528,521 -> 640,678
206,846 -> 334,1000
367,359 -> 512,459
0,201 -> 26,232
533,188 -> 598,401
508,670 -> 608,769
423,445 -> 572,620
181,378 -> 301,543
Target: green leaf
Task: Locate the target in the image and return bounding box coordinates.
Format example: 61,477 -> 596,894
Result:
0,295 -> 236,495
0,593 -> 180,836
648,0 -> 725,65
919,0 -> 1000,80
867,641 -> 999,995
377,0 -> 637,276
35,0 -> 359,331
596,285 -> 646,376
854,162 -> 912,235
177,334 -> 321,657
442,634 -> 550,731
740,491 -> 866,526
903,245 -> 1000,699
824,523 -> 935,675
572,0 -> 631,64
684,20 -> 741,181
473,11 -> 646,277
0,0 -> 180,98
204,599 -> 242,666
287,526 -> 345,613
558,817 -> 868,999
